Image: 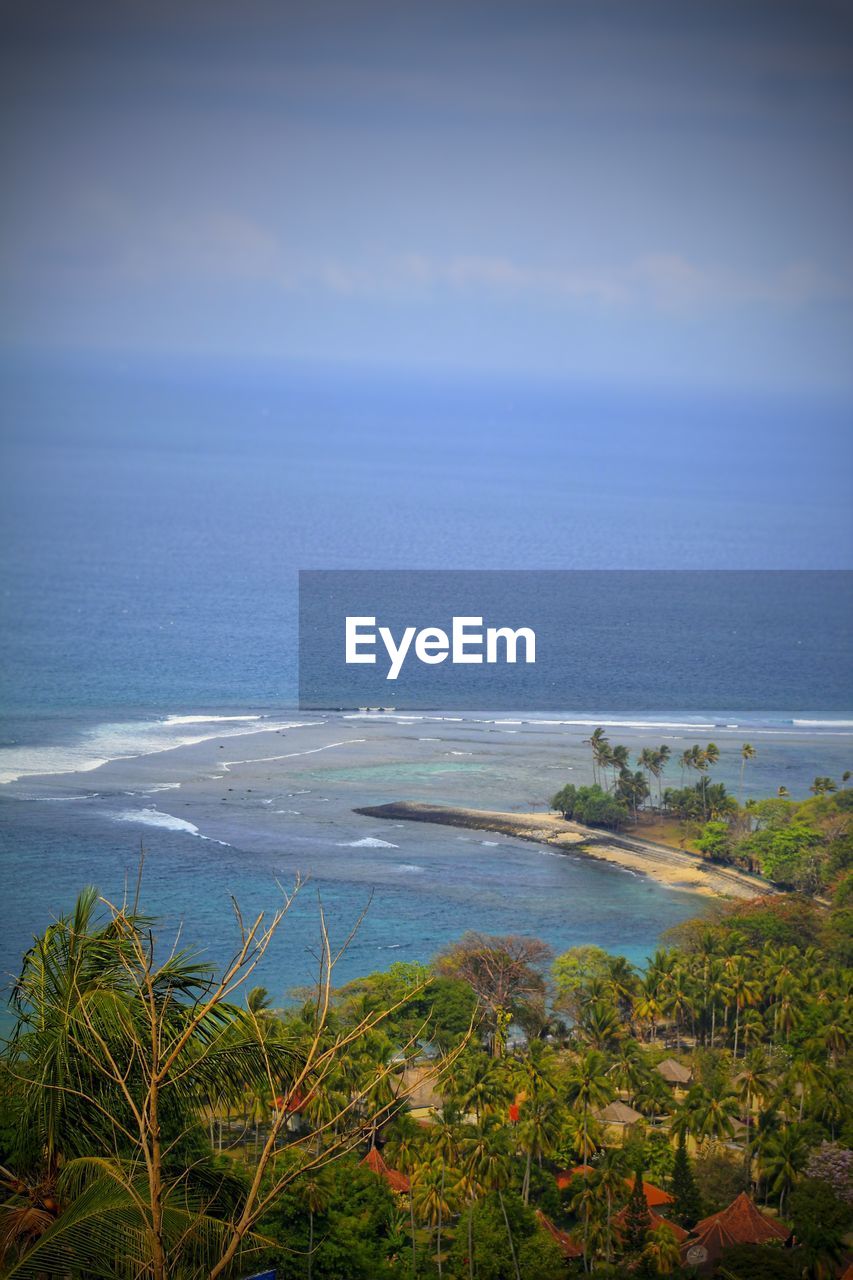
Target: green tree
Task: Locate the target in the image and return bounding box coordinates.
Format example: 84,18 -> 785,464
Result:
739,743 -> 756,803
622,1168 -> 651,1255
670,1134 -> 702,1228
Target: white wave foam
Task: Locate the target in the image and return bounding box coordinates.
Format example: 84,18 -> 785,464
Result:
337,837 -> 400,849
394,865 -> 423,874
111,808 -> 230,845
221,739 -> 366,770
163,714 -> 263,726
533,719 -> 718,730
0,715 -> 320,786
793,719 -> 853,728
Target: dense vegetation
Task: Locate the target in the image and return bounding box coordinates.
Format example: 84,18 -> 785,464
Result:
551,730 -> 852,897
1,876 -> 850,1278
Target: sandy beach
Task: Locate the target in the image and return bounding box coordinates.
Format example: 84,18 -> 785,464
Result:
354,801 -> 777,900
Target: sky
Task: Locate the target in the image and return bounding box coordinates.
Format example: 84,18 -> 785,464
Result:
1,0 -> 852,393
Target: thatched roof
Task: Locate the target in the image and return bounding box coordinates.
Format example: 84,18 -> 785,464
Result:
593,1099 -> 643,1126
656,1057 -> 692,1085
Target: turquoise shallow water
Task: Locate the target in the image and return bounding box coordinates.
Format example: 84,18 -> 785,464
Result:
1,364 -> 851,1019
2,711 -> 851,1023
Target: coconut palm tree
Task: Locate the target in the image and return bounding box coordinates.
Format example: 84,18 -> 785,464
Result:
607,1040 -> 648,1108
633,986 -> 664,1045
661,971 -> 696,1050
583,727 -> 609,786
385,1119 -> 422,1279
596,1147 -> 627,1265
460,1120 -> 520,1280
760,1126 -> 806,1215
724,955 -> 761,1059
565,1050 -> 613,1161
454,1053 -> 513,1124
655,745 -> 671,802
516,1088 -> 563,1205
642,1221 -> 682,1274
566,1167 -> 605,1274
638,748 -> 658,807
426,1116 -> 461,1275
735,1049 -> 773,1183
412,1157 -> 454,1278
739,743 -> 756,802
693,1078 -> 740,1147
299,1171 -> 331,1280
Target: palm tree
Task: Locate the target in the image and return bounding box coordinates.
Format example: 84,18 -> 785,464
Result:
738,743 -> 756,802
810,776 -> 837,795
661,971 -> 696,1050
655,745 -> 671,807
605,955 -> 638,1019
385,1119 -> 422,1278
633,986 -> 664,1045
583,727 -> 609,786
300,1172 -> 331,1280
566,1167 -> 605,1274
735,1049 -> 772,1183
638,748 -> 658,808
412,1157 -> 454,1278
696,742 -> 719,819
760,1126 -> 806,1215
577,998 -> 623,1052
607,1040 -> 648,1108
777,785 -> 790,798
642,1222 -> 682,1274
724,955 -> 761,1059
565,1050 -> 612,1161
771,976 -> 801,1044
694,1078 -> 740,1147
516,1088 -> 563,1205
454,1053 -> 513,1124
596,1147 -> 627,1265
679,747 -> 695,788
609,744 -> 630,790
704,959 -> 730,1048
461,1121 -> 520,1280
426,1116 -> 461,1275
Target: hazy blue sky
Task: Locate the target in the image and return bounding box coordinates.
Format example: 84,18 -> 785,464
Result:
2,0 -> 852,392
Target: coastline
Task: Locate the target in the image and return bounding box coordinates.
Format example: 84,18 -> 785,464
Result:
354,801 -> 778,900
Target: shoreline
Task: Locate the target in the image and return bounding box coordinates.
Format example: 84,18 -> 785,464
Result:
353,802 -> 779,900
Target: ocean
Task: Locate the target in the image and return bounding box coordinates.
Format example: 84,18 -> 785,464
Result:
1,358 -> 851,1011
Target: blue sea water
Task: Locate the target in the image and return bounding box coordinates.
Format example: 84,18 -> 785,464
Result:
0,358 -> 851,1012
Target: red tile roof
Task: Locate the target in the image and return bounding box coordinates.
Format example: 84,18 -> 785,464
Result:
555,1166 -> 672,1206
681,1192 -> 789,1269
535,1210 -> 584,1259
613,1204 -> 688,1243
555,1164 -> 594,1189
360,1145 -> 410,1194
693,1192 -> 789,1244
